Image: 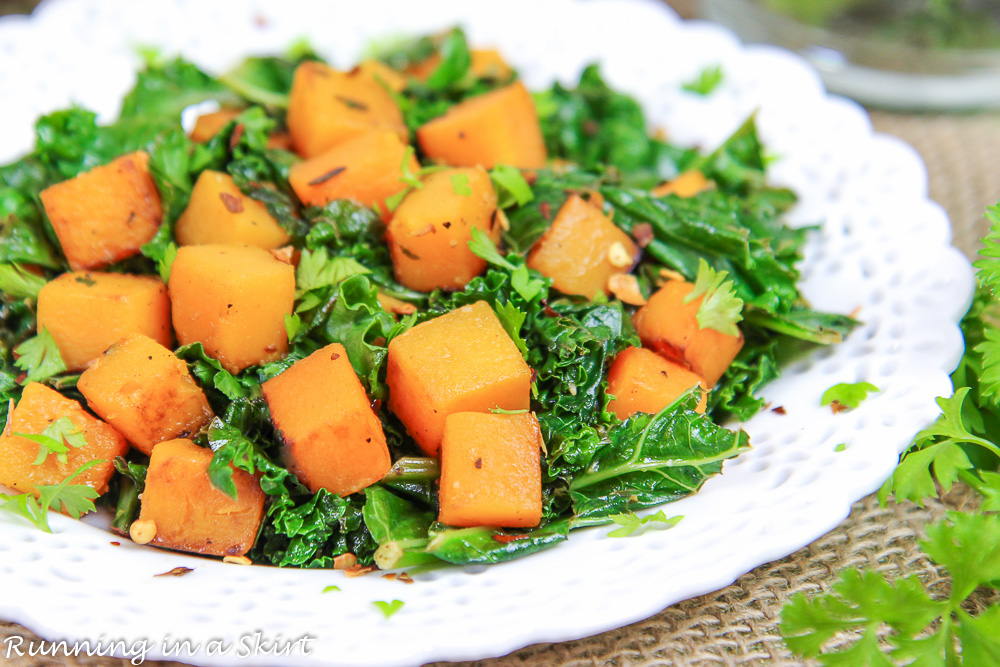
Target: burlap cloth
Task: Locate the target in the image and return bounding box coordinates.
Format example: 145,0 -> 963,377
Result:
2,37 -> 1000,667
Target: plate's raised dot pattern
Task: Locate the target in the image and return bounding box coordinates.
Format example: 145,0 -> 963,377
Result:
0,1 -> 975,666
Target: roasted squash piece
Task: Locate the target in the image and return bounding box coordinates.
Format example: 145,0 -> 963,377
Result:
169,244 -> 295,373
355,59 -> 408,93
40,151 -> 162,271
527,194 -> 638,299
417,81 -> 546,169
189,109 -> 242,142
288,130 -> 418,220
134,438 -> 265,557
78,334 -> 214,455
386,166 -> 499,292
387,301 -> 532,457
286,60 -> 407,158
0,383 -> 126,499
175,170 -> 290,250
37,272 -> 172,372
651,169 -> 712,198
438,411 -> 542,528
262,343 -> 390,496
632,279 -> 744,387
606,346 -> 706,419
409,49 -> 514,82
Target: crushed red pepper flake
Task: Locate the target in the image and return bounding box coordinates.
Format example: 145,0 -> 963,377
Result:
154,567 -> 194,578
539,201 -> 552,220
829,400 -> 848,414
219,193 -> 244,214
229,123 -> 245,150
632,223 -> 654,248
772,406 -> 787,415
491,534 -> 531,544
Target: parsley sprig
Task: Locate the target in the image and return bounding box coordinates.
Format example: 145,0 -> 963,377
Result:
781,200 -> 1000,664
684,259 -> 744,336
0,460 -> 103,532
14,416 -> 87,465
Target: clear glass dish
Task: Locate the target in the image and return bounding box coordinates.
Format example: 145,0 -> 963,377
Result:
701,0 -> 1000,110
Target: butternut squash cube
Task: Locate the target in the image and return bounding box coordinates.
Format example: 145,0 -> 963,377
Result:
175,170 -> 290,250
78,334 -> 214,455
262,343 -> 390,496
286,60 -> 407,158
417,81 -> 546,169
409,49 -> 514,82
386,166 -> 499,292
136,438 -> 265,557
527,194 -> 638,299
0,383 -> 126,499
189,109 -> 242,143
438,411 -> 542,528
355,59 -> 408,93
387,301 -> 532,456
632,280 -> 744,387
606,346 -> 706,419
651,169 -> 712,198
288,130 -> 418,220
37,272 -> 172,371
40,151 -> 162,271
169,244 -> 295,373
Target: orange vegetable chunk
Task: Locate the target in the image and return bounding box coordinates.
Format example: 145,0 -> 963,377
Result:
606,346 -> 707,419
189,109 -> 241,143
651,169 -> 711,198
386,166 -> 499,292
262,343 -> 390,496
40,151 -> 162,270
527,194 -> 638,299
37,271 -> 172,372
417,81 -> 546,169
355,59 -> 408,93
288,130 -> 418,219
438,411 -> 542,528
286,60 -> 407,158
0,383 -> 126,499
632,279 -> 744,387
136,438 -> 265,557
387,301 -> 532,456
169,244 -> 295,373
175,170 -> 290,250
78,334 -> 214,455
409,49 -> 514,82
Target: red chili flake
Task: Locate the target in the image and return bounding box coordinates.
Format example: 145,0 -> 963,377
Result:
632,223 -> 654,248
771,406 -> 787,415
331,352 -> 341,360
373,337 -> 387,347
229,123 -> 245,150
492,534 -> 531,544
154,567 -> 194,578
542,300 -> 558,318
371,398 -> 382,413
474,458 -> 483,469
829,401 -> 847,414
582,120 -> 599,136
529,368 -> 538,384
265,344 -> 278,353
219,193 -> 244,214
539,201 -> 552,220
442,221 -> 452,229
110,542 -> 121,547
308,166 -> 346,186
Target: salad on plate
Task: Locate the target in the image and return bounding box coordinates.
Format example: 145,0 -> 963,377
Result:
0,27 -> 856,571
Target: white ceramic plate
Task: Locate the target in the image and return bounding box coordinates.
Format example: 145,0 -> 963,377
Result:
0,1 -> 975,666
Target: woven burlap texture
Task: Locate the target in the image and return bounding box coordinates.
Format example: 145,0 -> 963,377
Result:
1,114 -> 998,667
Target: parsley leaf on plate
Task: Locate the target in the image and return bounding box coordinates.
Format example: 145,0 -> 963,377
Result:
682,64 -> 724,96
821,382 -> 880,411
